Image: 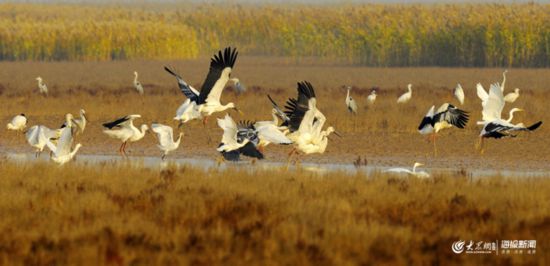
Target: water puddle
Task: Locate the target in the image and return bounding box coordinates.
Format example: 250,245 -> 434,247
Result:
3,153 -> 550,179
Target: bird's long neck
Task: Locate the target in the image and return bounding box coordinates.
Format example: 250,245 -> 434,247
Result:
134,73 -> 138,83
175,134 -> 183,146
412,165 -> 417,173
346,88 -> 350,99
70,144 -> 82,157
506,110 -> 517,123
271,112 -> 279,125
81,113 -> 87,124
139,126 -> 147,136
221,103 -> 234,111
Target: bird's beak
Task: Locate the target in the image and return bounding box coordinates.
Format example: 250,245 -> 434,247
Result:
333,131 -> 342,138
233,107 -> 244,115
517,109 -> 524,112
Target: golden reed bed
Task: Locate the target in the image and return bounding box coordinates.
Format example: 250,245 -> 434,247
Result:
0,3 -> 548,67
0,161 -> 548,265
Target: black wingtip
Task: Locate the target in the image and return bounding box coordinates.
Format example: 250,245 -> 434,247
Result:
267,94 -> 278,107
164,66 -> 178,77
528,121 -> 542,131
211,47 -> 238,70
297,81 -> 316,98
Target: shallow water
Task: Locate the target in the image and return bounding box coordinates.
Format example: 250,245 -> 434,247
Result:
4,152 -> 550,179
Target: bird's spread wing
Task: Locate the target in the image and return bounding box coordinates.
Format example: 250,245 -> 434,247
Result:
267,95 -> 290,124
455,84 -> 464,104
56,127 -> 73,156
102,116 -> 130,129
434,104 -> 469,129
152,123 -> 174,147
482,83 -> 505,121
42,126 -> 59,139
482,121 -> 542,138
25,125 -> 40,144
476,83 -> 489,105
255,123 -> 292,145
237,120 -> 259,145
217,114 -> 240,150
164,66 -> 200,102
102,115 -> 140,129
418,105 -> 435,130
238,142 -> 264,159
298,100 -> 317,134
284,81 -> 316,132
198,47 -> 238,104
45,139 -> 57,153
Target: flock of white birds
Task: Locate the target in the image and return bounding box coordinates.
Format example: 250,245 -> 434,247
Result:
5,48 -> 543,177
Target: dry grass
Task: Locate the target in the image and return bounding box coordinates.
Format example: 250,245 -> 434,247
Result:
0,161 -> 548,265
0,59 -> 549,170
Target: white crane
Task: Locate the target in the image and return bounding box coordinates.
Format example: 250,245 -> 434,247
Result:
384,162 -> 430,178
367,88 -> 377,104
418,103 -> 469,155
397,84 -> 412,104
36,77 -> 48,96
164,47 -> 242,126
269,82 -> 340,163
345,86 -> 358,114
454,84 -> 465,105
133,71 -> 144,95
504,88 -> 520,103
25,125 -> 60,157
151,123 -> 183,160
102,114 -> 149,157
164,67 -> 202,125
477,83 -> 542,153
230,78 -> 246,94
62,109 -> 87,134
7,114 -> 27,132
477,69 -> 508,104
45,114 -> 82,165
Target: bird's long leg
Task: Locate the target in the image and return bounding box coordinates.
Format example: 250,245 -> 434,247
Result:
432,132 -> 437,157
121,142 -> 128,158
294,152 -> 302,167
118,143 -> 124,156
480,137 -> 485,155
124,142 -> 129,158
286,147 -> 297,169
203,117 -> 212,144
